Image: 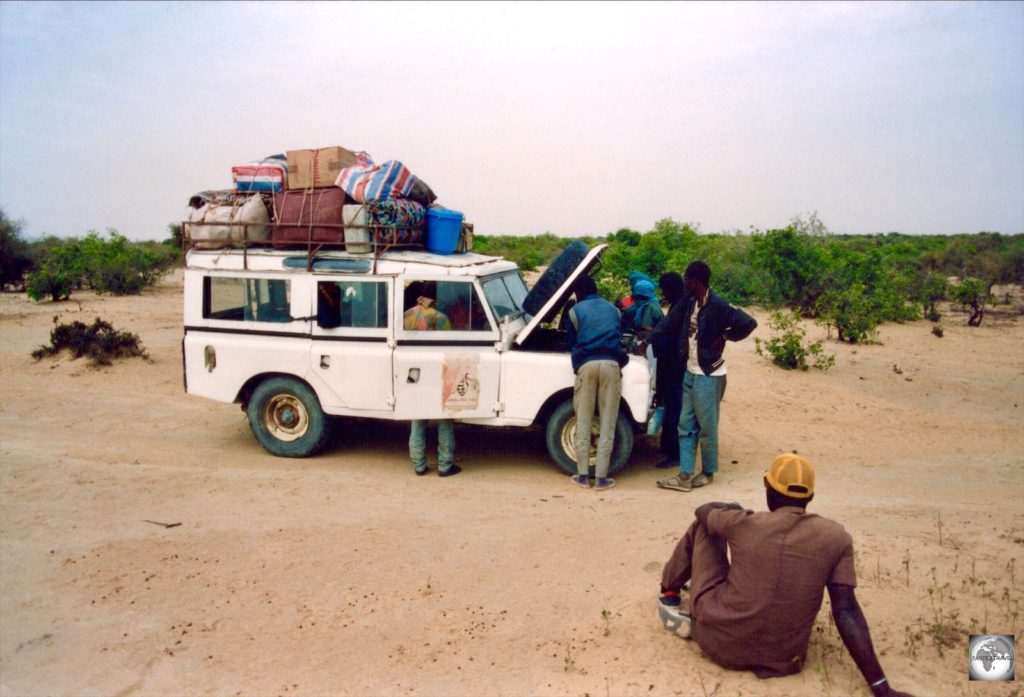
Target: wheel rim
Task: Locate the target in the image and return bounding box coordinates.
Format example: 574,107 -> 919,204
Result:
262,394 -> 309,442
559,415 -> 599,466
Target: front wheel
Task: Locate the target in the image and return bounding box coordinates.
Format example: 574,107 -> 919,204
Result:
247,377 -> 331,457
544,399 -> 634,477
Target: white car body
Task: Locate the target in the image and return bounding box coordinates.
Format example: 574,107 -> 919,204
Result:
182,244 -> 651,470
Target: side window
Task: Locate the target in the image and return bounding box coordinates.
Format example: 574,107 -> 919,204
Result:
317,280 -> 388,329
403,280 -> 491,332
203,277 -> 291,323
402,281 -> 451,331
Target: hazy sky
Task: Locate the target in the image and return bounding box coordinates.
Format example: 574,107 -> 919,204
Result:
1,1 -> 1022,241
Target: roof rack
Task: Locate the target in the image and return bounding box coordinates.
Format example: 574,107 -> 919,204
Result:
182,191 -> 436,272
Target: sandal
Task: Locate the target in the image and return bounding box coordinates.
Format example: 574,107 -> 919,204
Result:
691,472 -> 714,488
657,473 -> 693,492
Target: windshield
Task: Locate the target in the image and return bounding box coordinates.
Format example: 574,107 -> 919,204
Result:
482,272 -> 529,322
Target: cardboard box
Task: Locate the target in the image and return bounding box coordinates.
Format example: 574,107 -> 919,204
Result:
286,146 -> 359,190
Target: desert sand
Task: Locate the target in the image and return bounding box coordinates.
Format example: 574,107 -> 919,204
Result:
1,270 -> 1022,697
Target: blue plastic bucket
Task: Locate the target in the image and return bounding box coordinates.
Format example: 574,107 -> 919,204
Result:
425,208 -> 464,255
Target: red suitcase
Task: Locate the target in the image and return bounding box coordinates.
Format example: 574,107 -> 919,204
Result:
271,188 -> 349,248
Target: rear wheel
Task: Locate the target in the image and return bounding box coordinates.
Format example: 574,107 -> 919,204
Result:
247,377 -> 330,457
544,399 -> 633,477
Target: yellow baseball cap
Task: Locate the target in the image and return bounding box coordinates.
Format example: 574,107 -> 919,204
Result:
764,453 -> 815,499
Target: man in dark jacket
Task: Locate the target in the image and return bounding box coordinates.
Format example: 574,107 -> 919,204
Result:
652,272 -> 686,468
565,274 -> 628,492
656,454 -> 915,697
643,261 -> 757,491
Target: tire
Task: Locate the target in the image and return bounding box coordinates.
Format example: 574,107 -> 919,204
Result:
247,377 -> 331,457
544,399 -> 634,477
523,239 -> 590,318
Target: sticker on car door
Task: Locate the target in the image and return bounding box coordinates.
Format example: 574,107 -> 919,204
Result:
442,353 -> 481,411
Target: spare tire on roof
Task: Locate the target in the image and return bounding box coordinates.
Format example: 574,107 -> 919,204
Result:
523,240 -> 590,317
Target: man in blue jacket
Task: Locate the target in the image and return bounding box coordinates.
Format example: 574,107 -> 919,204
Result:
643,261 -> 757,491
565,274 -> 628,491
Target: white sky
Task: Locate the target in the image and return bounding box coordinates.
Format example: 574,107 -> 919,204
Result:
1,0 -> 1022,241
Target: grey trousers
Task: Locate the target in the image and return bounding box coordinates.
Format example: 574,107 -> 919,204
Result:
573,359 -> 623,478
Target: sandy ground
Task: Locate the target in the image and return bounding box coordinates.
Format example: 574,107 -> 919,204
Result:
1,270 -> 1022,697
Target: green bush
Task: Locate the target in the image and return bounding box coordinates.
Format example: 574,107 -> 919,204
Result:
916,272 -> 948,322
31,317 -> 148,366
755,310 -> 834,371
473,232 -> 569,271
25,229 -> 172,301
949,277 -> 993,327
0,209 -> 33,289
750,223 -> 829,312
815,283 -> 880,343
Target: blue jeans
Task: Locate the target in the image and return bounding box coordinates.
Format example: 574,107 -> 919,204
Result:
677,370 -> 726,475
409,419 -> 455,473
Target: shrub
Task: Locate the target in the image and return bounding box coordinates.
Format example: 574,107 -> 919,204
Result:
750,225 -> 828,312
25,267 -> 74,302
25,229 -> 172,301
949,277 -> 993,327
917,272 -> 948,322
473,232 -> 569,271
815,283 -> 880,344
31,317 -> 148,366
0,209 -> 33,289
755,310 -> 834,371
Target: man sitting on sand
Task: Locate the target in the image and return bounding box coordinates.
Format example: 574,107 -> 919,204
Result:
657,454 -> 914,697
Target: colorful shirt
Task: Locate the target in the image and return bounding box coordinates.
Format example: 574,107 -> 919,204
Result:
403,304 -> 451,331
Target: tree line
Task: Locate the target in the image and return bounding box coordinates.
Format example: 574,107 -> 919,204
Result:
2,208 -> 1021,338
475,214 -> 1023,339
0,210 -> 181,300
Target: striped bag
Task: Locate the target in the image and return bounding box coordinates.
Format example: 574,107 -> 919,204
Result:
334,159 -> 417,203
232,154 -> 287,193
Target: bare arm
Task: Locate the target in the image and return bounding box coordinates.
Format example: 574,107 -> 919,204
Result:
828,584 -> 915,697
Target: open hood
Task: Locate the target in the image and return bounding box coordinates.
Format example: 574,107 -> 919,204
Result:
514,243 -> 608,348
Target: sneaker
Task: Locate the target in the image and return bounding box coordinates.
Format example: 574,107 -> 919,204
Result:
657,473 -> 694,491
415,467 -> 429,476
438,464 -> 462,478
657,600 -> 692,638
690,472 -> 714,488
594,477 -> 616,491
570,474 -> 590,489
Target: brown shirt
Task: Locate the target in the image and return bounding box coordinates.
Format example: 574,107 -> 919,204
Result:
692,506 -> 856,678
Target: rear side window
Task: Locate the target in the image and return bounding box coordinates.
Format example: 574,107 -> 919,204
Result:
203,277 -> 292,323
317,280 -> 389,329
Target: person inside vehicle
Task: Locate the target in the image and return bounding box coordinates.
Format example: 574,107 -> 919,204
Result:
403,281 -> 459,477
403,281 -> 451,331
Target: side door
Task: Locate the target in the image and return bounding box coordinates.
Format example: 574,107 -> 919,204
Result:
392,277 -> 501,420
184,271 -> 311,403
307,276 -> 394,414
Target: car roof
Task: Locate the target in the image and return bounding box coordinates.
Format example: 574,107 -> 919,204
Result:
185,248 -> 519,278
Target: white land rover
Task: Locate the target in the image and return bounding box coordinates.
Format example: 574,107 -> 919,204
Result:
182,242 -> 651,474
